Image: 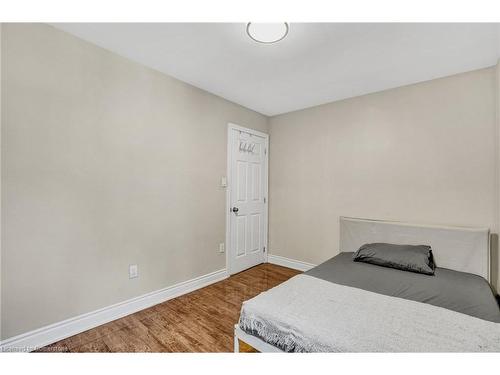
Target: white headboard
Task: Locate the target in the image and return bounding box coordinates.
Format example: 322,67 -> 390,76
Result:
339,217 -> 490,281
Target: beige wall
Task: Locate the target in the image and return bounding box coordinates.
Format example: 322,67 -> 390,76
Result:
269,67 -> 500,290
0,24 -> 268,339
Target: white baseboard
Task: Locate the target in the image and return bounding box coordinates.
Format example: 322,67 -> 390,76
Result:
267,254 -> 316,272
0,268 -> 228,352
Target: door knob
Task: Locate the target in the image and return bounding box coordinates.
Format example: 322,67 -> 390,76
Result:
232,207 -> 239,214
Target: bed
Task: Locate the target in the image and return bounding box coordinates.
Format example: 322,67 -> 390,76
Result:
234,217 -> 500,352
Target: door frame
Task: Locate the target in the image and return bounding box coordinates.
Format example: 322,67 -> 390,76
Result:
225,123 -> 269,275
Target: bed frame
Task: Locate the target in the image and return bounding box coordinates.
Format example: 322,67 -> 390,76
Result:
234,216 -> 490,352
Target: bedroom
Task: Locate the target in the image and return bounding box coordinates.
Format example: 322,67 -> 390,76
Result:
1,0 -> 500,373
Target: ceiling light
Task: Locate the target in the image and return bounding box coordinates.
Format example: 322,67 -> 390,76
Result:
246,23 -> 289,44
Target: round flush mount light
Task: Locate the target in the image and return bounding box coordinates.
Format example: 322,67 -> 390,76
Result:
246,23 -> 289,44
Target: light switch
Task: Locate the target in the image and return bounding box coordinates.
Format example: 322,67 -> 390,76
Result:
220,176 -> 227,187
129,264 -> 138,279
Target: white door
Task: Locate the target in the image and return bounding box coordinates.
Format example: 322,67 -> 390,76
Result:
227,124 -> 268,275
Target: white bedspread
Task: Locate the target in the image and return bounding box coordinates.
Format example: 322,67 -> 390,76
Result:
238,274 -> 500,352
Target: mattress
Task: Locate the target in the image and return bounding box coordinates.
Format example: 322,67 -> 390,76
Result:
238,274 -> 500,352
305,252 -> 500,322
238,253 -> 500,352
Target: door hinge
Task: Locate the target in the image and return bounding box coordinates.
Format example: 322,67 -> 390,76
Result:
264,197 -> 266,204
263,246 -> 266,253
264,148 -> 267,155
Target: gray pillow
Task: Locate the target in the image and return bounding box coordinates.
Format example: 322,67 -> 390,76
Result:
353,243 -> 435,275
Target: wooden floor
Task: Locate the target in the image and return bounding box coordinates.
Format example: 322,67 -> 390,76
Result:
36,263 -> 300,353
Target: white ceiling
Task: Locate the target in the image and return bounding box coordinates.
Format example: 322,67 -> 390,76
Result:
52,23 -> 500,116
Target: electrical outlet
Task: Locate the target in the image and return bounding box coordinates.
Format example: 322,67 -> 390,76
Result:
219,243 -> 225,253
129,264 -> 138,279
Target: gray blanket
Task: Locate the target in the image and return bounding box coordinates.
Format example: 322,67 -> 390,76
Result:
239,274 -> 500,352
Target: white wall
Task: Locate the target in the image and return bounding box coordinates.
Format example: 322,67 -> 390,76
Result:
0,23 -> 268,340
268,67 -> 499,291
